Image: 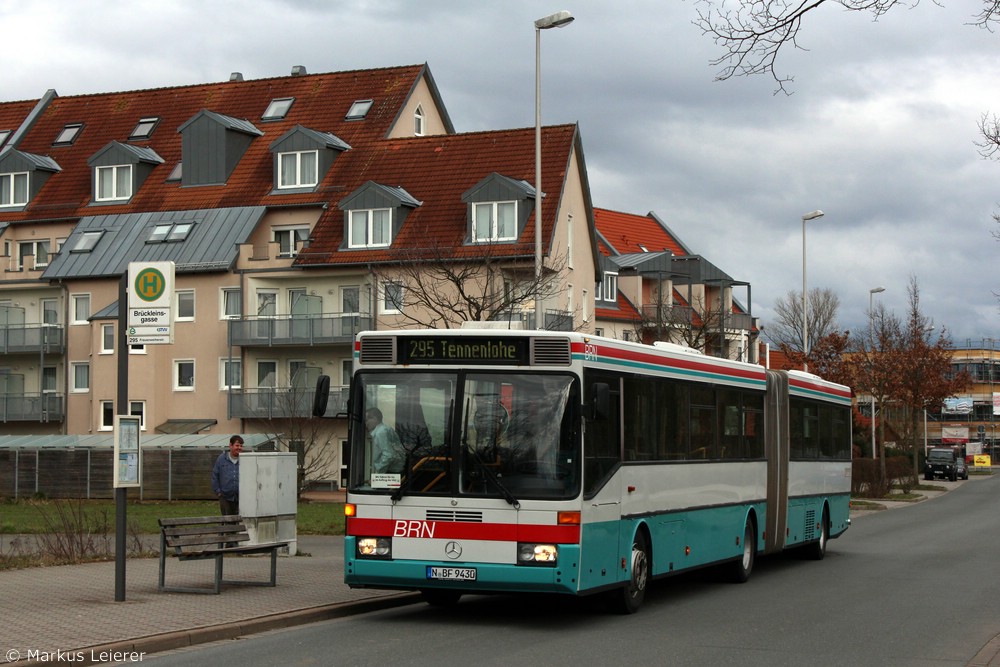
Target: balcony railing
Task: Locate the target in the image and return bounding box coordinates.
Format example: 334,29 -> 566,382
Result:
228,314 -> 372,347
229,385 -> 349,419
0,393 -> 65,422
0,325 -> 65,354
640,304 -> 694,327
489,309 -> 574,332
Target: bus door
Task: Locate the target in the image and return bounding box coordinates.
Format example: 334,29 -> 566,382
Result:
764,370 -> 789,554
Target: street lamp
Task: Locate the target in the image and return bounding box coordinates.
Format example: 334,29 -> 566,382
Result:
534,10 -> 574,329
801,210 -> 824,370
869,286 -> 885,459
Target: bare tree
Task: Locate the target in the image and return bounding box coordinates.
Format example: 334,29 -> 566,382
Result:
695,1 -> 1000,94
765,287 -> 840,352
369,241 -> 569,329
631,293 -> 751,358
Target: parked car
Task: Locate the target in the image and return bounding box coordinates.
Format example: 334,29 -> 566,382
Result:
924,447 -> 962,481
955,456 -> 969,480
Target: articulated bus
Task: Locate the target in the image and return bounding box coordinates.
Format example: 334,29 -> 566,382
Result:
336,329 -> 852,612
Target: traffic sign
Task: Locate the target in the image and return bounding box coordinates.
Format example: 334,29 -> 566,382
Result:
128,262 -> 174,343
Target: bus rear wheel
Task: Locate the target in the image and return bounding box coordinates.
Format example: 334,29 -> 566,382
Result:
609,530 -> 649,614
420,589 -> 462,607
805,508 -> 829,561
730,519 -> 756,583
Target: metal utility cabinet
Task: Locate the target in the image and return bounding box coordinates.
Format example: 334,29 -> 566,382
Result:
239,452 -> 297,555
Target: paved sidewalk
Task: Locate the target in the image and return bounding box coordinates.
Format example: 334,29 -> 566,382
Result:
1,535 -> 417,666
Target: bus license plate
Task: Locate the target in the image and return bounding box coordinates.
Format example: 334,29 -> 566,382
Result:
426,566 -> 477,581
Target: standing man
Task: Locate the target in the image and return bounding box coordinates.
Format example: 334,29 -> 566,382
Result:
366,408 -> 404,473
211,435 -> 243,515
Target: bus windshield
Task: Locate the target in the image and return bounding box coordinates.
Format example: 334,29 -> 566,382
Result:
349,371 -> 580,500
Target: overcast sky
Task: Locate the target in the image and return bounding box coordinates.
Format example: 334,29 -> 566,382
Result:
3,0 -> 997,345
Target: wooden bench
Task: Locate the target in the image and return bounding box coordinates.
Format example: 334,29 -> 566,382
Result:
158,515 -> 290,594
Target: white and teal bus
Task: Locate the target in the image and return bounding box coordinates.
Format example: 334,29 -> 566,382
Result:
338,329 -> 852,613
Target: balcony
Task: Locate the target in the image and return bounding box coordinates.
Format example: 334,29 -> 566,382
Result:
0,324 -> 65,354
228,314 -> 372,347
0,393 -> 65,422
229,385 -> 349,419
640,304 -> 694,327
489,309 -> 574,331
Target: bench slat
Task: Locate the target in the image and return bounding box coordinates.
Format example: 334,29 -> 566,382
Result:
159,515 -> 241,527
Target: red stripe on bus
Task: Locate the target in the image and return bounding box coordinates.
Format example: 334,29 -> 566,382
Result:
594,343 -> 766,381
348,517 -> 581,543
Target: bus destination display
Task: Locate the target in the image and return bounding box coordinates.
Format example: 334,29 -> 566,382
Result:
398,336 -> 530,365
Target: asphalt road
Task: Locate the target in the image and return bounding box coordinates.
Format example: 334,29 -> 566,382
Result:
142,476 -> 1000,667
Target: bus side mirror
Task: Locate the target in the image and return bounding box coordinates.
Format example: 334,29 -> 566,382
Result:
312,375 -> 331,417
591,382 -> 610,421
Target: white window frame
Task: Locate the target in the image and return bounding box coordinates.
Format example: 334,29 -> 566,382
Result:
173,359 -> 195,391
176,289 -> 195,322
101,324 -> 115,354
603,272 -> 618,302
130,400 -> 147,431
277,151 -> 318,189
220,358 -> 242,390
347,209 -> 391,248
100,400 -> 115,431
221,288 -> 241,320
17,240 -> 50,270
414,104 -> 425,136
472,201 -> 517,242
71,362 -> 90,393
379,280 -> 404,314
0,172 -> 28,207
71,294 -> 90,325
95,164 -> 132,202
273,226 -> 310,258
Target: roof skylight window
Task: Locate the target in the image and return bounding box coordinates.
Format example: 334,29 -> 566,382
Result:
147,221 -> 194,244
345,99 -> 373,120
71,230 -> 104,252
129,117 -> 159,140
53,123 -> 84,146
262,98 -> 294,121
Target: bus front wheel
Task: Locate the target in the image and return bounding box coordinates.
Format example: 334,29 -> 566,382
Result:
610,530 -> 649,614
805,508 -> 829,561
730,519 -> 756,583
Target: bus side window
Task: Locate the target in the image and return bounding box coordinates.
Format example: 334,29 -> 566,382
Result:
584,374 -> 620,496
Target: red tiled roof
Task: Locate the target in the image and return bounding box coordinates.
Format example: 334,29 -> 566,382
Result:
298,124 -> 580,265
0,100 -> 35,141
0,65 -> 428,221
594,207 -> 686,256
595,289 -> 641,322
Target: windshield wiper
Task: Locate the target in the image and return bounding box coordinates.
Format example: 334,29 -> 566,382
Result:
462,398 -> 519,509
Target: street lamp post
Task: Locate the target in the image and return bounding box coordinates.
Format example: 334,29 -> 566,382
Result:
801,210 -> 824,371
534,10 -> 574,330
869,286 -> 885,459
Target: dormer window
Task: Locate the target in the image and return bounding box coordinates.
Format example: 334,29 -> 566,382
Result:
473,202 -> 517,242
96,165 -> 132,201
278,150 -> 318,189
72,230 -> 104,253
54,123 -> 83,146
414,105 -> 425,136
348,209 -> 391,248
263,98 -> 294,121
597,272 -> 618,302
0,172 -> 28,207
345,99 -> 373,120
129,117 -> 159,140
273,225 -> 310,257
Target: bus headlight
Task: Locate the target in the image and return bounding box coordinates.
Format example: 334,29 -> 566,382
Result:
518,543 -> 558,565
357,537 -> 391,558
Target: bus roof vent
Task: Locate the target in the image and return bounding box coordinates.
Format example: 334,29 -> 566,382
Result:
359,336 -> 395,364
531,337 -> 571,366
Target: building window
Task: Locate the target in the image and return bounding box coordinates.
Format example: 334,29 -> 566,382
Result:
101,324 -> 115,354
0,172 -> 28,207
71,294 -> 90,324
257,360 -> 277,388
414,105 -> 425,136
348,209 -> 391,248
262,98 -> 294,121
96,165 -> 132,201
345,99 -> 373,120
273,226 -> 310,257
380,281 -> 403,314
221,288 -> 241,319
148,222 -> 193,243
603,273 -> 618,302
129,117 -> 159,140
17,240 -> 49,270
42,299 -> 58,324
221,358 -> 242,390
71,231 -> 104,252
174,360 -> 195,391
473,201 -> 516,242
71,362 -> 90,392
54,123 -> 83,145
176,290 -> 195,321
130,401 -> 146,430
278,151 -> 318,189
42,366 -> 57,393
100,400 -> 115,431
